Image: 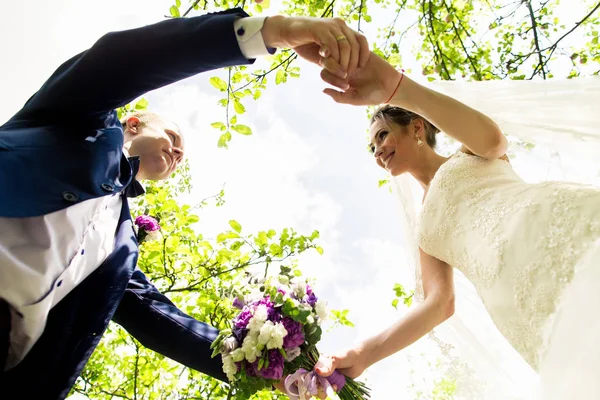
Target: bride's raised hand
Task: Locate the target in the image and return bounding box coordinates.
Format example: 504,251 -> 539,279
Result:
315,346 -> 368,380
321,51 -> 402,106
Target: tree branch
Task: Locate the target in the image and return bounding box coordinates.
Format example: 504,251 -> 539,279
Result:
550,1 -> 600,50
525,0 -> 547,79
232,53 -> 297,94
163,252 -> 297,294
443,1 -> 482,80
182,0 -> 204,17
424,0 -> 451,79
133,341 -> 140,400
357,0 -> 364,32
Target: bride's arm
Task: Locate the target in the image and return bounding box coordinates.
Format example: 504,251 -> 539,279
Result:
388,74 -> 507,160
358,248 -> 455,368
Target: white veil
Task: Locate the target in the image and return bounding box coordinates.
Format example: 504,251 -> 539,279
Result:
392,76 -> 600,399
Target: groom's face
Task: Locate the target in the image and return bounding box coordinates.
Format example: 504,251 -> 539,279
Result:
124,116 -> 185,181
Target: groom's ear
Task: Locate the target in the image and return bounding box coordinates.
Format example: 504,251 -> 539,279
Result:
124,116 -> 141,135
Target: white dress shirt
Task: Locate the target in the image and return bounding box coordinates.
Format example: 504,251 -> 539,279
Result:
0,16 -> 272,370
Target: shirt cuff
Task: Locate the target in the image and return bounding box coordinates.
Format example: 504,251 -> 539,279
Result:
234,16 -> 276,60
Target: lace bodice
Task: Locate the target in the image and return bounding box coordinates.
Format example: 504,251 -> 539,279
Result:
418,151 -> 600,370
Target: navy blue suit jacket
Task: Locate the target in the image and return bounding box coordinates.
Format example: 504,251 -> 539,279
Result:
0,8 -> 255,398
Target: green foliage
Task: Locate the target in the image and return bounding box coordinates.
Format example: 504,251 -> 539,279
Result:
330,309 -> 355,328
391,282 -> 414,309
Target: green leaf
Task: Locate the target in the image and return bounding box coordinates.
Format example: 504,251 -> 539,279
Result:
275,69 -> 286,85
217,131 -> 232,148
211,122 -> 226,131
316,246 -> 324,255
233,99 -> 246,114
134,98 -> 149,110
230,115 -> 237,125
392,298 -> 399,309
209,77 -> 228,91
169,5 -> 180,18
229,220 -> 242,233
269,243 -> 282,257
233,124 -> 252,135
217,232 -> 240,243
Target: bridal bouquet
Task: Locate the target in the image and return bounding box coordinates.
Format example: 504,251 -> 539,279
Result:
211,274 -> 370,399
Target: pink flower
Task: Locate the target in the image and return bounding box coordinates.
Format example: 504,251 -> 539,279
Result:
135,215 -> 160,232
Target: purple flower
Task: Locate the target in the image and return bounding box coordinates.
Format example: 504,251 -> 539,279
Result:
255,297 -> 274,309
281,317 -> 305,348
306,293 -> 318,307
135,215 -> 160,232
233,306 -> 253,329
233,298 -> 245,310
306,285 -> 313,296
233,327 -> 248,344
248,349 -> 285,380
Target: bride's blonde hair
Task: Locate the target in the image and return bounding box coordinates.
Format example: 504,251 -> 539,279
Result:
371,105 -> 440,148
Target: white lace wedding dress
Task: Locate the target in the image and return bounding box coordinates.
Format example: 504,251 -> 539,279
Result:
418,150 -> 600,398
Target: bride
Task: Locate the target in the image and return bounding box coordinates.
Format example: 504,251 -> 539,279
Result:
312,52 -> 600,399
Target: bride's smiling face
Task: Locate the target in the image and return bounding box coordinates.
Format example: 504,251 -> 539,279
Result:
369,119 -> 423,176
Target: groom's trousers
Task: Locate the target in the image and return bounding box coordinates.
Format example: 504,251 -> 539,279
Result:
0,299 -> 9,370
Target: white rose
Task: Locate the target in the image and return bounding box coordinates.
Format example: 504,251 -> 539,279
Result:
258,321 -> 276,345
267,322 -> 288,349
247,316 -> 265,333
254,305 -> 269,322
306,315 -> 315,325
222,355 -> 238,382
241,333 -> 262,363
257,321 -> 288,349
315,299 -> 328,321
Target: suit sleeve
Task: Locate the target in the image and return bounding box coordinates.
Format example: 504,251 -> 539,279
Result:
112,268 -> 228,382
13,8 -> 251,122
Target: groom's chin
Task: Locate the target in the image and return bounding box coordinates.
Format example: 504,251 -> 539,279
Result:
389,168 -> 404,177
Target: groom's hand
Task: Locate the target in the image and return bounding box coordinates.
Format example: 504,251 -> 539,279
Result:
261,16 -> 370,78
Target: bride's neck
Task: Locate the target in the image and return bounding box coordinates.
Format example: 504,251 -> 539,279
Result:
409,151 -> 449,189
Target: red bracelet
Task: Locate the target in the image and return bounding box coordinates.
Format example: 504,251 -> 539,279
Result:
384,69 -> 405,104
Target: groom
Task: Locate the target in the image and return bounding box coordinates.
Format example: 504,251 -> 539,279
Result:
0,7 -> 369,398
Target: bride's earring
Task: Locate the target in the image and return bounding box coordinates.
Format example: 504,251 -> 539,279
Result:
417,137 -> 424,147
